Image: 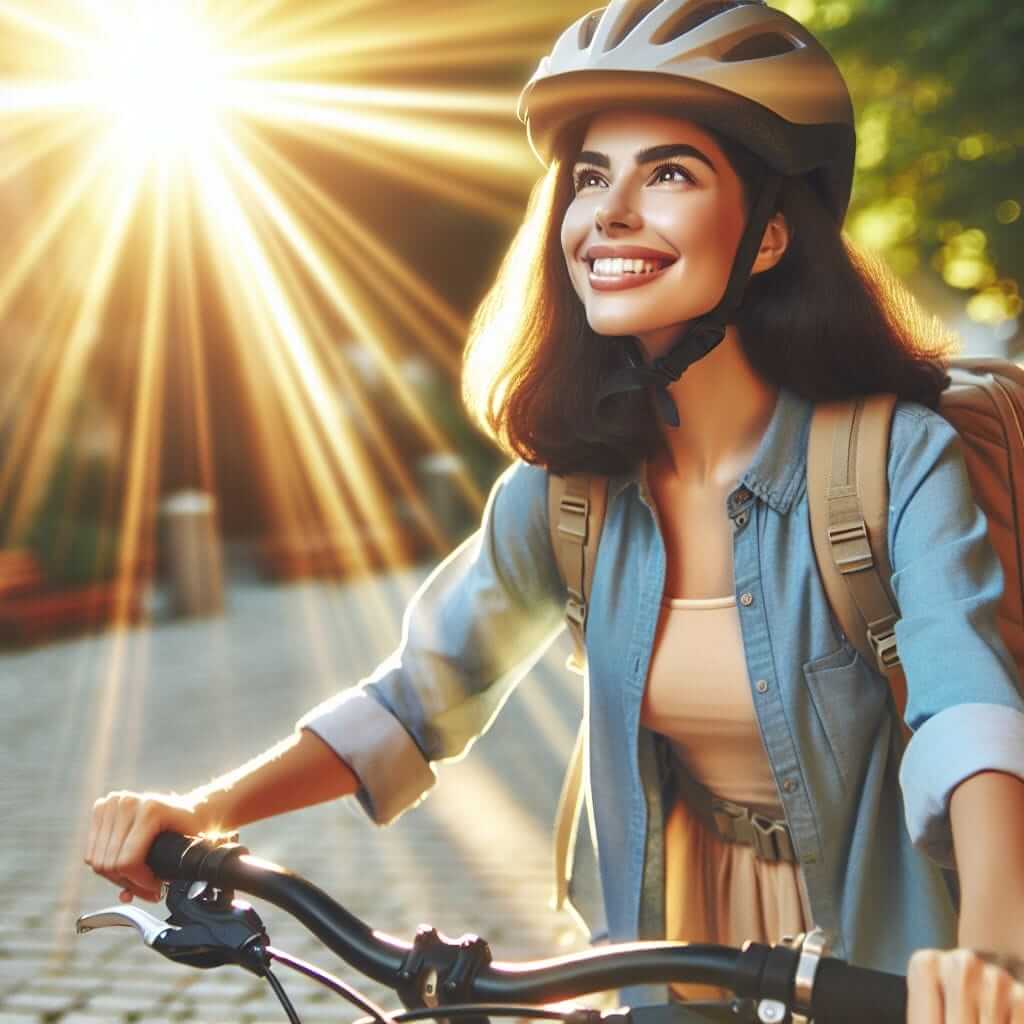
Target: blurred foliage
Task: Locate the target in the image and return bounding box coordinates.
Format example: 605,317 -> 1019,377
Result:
14,433 -> 120,587
777,0 -> 1023,331
28,512 -> 120,587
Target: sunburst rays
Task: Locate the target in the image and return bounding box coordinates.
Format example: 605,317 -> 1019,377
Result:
0,0 -> 587,576
0,0 -> 598,953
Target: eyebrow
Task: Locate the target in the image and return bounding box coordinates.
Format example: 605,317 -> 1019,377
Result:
574,143 -> 717,174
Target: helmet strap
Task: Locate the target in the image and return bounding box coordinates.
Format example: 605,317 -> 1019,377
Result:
593,171 -> 784,428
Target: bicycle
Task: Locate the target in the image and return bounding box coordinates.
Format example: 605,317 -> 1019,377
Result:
76,832 -> 906,1024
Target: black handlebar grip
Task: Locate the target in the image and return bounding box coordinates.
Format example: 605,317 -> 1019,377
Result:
146,831 -> 251,885
810,957 -> 907,1024
146,831 -> 202,880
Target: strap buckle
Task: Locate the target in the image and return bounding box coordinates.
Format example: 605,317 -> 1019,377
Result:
749,814 -> 796,863
565,593 -> 586,628
557,495 -> 588,544
867,619 -> 901,671
711,799 -> 795,863
826,519 -> 873,575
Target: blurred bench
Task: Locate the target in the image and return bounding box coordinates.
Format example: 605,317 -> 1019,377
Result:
0,549 -> 144,645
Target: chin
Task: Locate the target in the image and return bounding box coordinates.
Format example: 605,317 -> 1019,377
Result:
587,311 -> 673,340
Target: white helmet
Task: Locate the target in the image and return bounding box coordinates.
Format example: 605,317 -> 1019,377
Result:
518,0 -> 855,223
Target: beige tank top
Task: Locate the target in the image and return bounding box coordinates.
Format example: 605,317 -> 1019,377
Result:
640,594 -> 812,1002
641,593 -> 781,814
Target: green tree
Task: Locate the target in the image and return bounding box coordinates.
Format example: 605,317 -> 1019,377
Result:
787,0 -> 1023,341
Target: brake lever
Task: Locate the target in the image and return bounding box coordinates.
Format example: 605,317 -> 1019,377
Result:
77,879 -> 271,976
76,904 -> 170,946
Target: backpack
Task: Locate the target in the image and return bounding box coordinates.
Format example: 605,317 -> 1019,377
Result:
547,355 -> 1024,914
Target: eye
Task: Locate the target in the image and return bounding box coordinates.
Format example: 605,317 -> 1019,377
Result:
572,167 -> 605,193
650,162 -> 695,185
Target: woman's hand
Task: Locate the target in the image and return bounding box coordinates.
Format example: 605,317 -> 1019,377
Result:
908,949 -> 1024,1023
84,791 -> 208,903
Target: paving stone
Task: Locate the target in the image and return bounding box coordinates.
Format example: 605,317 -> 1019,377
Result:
79,989 -> 165,1014
0,935 -> 79,956
0,959 -> 40,983
178,974 -> 253,999
0,1012 -> 43,1024
23,973 -> 107,996
3,987 -> 81,1013
60,1015 -> 129,1024
239,993 -> 326,1016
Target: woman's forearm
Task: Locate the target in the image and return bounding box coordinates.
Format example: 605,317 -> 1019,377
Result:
186,728 -> 360,833
950,769 -> 1024,954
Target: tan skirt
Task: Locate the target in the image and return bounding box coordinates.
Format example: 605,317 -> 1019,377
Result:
664,795 -> 812,1002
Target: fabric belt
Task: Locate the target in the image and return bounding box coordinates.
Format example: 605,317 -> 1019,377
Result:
673,765 -> 798,865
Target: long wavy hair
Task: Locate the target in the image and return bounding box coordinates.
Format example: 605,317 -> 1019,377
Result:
461,116 -> 956,477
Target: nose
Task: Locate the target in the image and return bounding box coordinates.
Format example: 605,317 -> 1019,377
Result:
595,196 -> 642,234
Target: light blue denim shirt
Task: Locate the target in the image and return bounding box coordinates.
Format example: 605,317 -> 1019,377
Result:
298,386 -> 1024,1004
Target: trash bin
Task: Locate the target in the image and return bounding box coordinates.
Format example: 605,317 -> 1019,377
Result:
160,490 -> 224,617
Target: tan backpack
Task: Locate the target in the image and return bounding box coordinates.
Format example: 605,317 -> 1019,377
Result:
547,355 -> 1024,913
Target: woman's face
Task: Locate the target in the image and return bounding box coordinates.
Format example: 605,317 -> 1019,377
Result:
560,110 -> 752,360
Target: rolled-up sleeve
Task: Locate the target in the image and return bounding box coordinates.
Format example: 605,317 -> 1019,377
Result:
887,406 -> 1024,866
297,459 -> 567,825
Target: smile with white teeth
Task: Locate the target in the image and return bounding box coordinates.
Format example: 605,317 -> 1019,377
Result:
590,257 -> 670,277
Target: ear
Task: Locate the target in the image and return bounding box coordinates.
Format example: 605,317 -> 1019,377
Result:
751,211 -> 790,275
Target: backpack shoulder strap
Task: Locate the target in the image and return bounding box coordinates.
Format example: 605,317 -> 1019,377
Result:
547,471 -> 608,914
547,472 -> 609,673
807,393 -> 911,734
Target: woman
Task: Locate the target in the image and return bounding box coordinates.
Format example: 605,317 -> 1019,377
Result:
87,2 -> 1024,1020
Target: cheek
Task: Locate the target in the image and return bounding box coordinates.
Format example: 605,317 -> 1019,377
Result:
560,207 -> 588,294
561,203 -> 587,261
648,196 -> 713,245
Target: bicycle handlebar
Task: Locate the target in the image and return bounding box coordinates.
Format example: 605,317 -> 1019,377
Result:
146,832 -> 907,1023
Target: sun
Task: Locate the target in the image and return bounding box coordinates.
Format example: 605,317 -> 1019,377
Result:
72,1 -> 231,158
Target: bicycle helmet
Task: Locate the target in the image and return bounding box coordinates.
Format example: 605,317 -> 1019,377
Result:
517,0 -> 856,426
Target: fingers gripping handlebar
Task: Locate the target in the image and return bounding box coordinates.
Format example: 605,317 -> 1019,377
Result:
141,832 -> 908,1023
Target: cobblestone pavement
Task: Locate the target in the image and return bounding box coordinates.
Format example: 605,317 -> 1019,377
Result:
0,566 -> 600,1023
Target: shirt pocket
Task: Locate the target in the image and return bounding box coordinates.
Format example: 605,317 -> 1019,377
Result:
802,642 -> 888,792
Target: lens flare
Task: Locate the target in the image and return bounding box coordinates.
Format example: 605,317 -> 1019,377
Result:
75,3 -> 229,157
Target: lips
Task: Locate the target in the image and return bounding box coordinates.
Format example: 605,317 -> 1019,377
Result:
580,244 -> 678,292
581,246 -> 675,294
583,244 -> 677,263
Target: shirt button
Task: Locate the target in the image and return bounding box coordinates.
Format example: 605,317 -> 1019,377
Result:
782,778 -> 799,794
734,511 -> 749,528
756,679 -> 769,693
739,591 -> 754,606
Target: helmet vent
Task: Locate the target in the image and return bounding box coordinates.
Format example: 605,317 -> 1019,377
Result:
720,31 -> 802,61
604,0 -> 662,51
578,11 -> 602,50
651,2 -> 741,46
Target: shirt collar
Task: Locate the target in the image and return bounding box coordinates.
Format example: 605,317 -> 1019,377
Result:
607,386 -> 813,514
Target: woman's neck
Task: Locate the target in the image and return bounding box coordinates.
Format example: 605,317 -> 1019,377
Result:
646,325 -> 778,489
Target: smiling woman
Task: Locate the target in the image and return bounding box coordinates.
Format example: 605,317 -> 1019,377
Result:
452,1 -> 1024,1018
461,101 -> 952,475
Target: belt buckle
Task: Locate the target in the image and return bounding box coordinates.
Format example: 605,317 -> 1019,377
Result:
750,813 -> 792,863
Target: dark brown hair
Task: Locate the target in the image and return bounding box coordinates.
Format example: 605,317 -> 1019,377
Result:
461,117 -> 956,476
